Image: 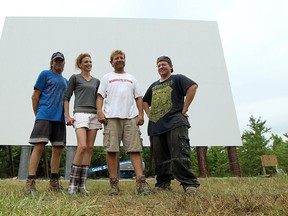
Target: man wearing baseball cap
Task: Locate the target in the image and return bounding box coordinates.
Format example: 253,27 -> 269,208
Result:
24,52 -> 68,194
143,55 -> 200,194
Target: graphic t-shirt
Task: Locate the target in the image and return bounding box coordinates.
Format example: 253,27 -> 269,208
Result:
143,74 -> 197,136
98,72 -> 142,119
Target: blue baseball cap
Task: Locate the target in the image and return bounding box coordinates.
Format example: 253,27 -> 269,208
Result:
51,52 -> 65,61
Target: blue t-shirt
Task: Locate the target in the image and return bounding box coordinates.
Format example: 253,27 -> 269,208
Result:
34,70 -> 68,123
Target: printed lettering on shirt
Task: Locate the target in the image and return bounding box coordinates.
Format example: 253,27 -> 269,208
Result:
109,78 -> 133,84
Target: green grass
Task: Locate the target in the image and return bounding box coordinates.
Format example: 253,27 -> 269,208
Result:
1,176 -> 288,215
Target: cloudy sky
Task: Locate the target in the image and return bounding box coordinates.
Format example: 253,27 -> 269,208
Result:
0,0 -> 287,137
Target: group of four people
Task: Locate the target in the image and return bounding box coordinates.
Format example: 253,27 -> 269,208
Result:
24,50 -> 200,196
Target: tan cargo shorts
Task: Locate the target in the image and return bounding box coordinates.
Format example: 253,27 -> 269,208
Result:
102,117 -> 143,153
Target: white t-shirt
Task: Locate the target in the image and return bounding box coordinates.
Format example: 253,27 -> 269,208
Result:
98,72 -> 142,119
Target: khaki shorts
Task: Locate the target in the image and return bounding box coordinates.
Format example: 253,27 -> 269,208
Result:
103,117 -> 143,153
74,113 -> 102,130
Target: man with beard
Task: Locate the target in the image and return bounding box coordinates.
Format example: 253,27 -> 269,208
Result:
24,52 -> 68,194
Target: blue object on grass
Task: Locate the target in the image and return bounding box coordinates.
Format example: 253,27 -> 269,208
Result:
88,160 -> 145,178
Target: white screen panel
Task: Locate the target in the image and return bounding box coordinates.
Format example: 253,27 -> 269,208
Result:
0,17 -> 242,146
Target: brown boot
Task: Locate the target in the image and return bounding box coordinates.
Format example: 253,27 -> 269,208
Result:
24,179 -> 37,194
109,177 -> 119,195
49,178 -> 64,191
136,175 -> 152,195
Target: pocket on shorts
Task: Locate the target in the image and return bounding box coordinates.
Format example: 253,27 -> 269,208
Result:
179,134 -> 191,157
103,130 -> 110,148
138,129 -> 143,147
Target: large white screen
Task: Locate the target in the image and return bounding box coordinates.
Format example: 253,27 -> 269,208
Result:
0,17 -> 242,146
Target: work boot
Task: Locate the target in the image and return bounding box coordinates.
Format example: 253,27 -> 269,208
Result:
109,177 -> 119,196
78,165 -> 90,195
24,179 -> 37,194
135,175 -> 152,195
49,178 -> 64,191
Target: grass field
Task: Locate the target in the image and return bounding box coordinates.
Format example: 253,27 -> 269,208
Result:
1,176 -> 288,215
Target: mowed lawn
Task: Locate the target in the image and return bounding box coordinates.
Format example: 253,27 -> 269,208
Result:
1,176 -> 288,215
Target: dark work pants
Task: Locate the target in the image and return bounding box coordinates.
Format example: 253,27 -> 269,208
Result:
150,126 -> 200,188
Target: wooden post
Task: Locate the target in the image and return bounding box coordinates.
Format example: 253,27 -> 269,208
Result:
227,146 -> 241,177
196,146 -> 209,178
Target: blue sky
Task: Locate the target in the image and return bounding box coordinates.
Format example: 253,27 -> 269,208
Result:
1,0 -> 287,137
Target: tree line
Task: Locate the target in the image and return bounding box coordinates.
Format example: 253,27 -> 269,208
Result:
0,116 -> 287,178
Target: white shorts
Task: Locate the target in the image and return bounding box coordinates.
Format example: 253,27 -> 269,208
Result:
73,113 -> 102,130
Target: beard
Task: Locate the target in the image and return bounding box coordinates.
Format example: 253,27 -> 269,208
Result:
53,65 -> 64,74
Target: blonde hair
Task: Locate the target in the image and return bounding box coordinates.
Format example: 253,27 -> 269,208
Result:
50,60 -> 53,70
75,53 -> 91,69
110,50 -> 125,63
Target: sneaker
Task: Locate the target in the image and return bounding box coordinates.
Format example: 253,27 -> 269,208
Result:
49,179 -> 64,191
109,178 -> 119,196
136,175 -> 153,195
183,185 -> 197,195
153,181 -> 172,192
24,179 -> 37,194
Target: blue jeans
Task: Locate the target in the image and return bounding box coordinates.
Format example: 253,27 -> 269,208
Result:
150,126 -> 200,188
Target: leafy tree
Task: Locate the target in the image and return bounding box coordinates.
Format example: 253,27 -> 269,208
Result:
190,147 -> 199,176
141,147 -> 153,176
238,116 -> 272,176
11,146 -> 22,177
89,146 -> 109,178
0,146 -> 10,178
1,117 -> 287,178
271,134 -> 288,173
207,146 -> 230,177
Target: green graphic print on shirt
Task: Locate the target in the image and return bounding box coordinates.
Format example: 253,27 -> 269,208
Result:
150,80 -> 173,123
